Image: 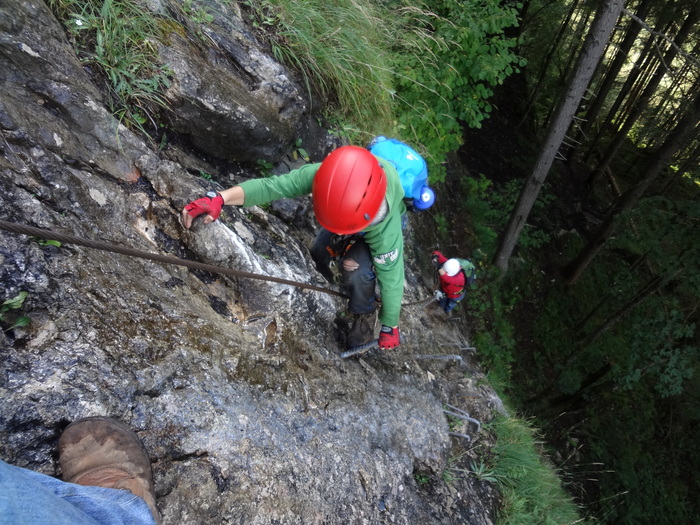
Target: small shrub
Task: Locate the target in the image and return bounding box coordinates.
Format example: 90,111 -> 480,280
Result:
1,292 -> 31,331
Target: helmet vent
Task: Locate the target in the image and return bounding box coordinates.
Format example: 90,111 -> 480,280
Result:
356,189 -> 369,212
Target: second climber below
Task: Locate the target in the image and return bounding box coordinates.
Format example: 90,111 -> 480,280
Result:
432,251 -> 467,315
181,146 -> 406,352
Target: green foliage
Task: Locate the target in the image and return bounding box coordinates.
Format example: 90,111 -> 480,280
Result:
292,138 -> 310,162
181,0 -> 214,25
465,263 -> 523,387
388,0 -> 524,180
461,174 -> 553,257
1,292 -> 31,331
461,175 -> 500,254
433,212 -> 449,238
441,465 -> 457,485
500,214 -> 700,522
490,415 -> 583,524
38,239 -> 62,248
47,0 -> 171,135
256,159 -> 274,176
469,459 -> 498,483
243,0 -> 522,180
243,0 -> 396,141
414,472 -> 430,485
616,301 -> 697,398
579,389 -> 696,524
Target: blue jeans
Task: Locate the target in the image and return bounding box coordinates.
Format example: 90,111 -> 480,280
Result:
438,292 -> 465,313
0,459 -> 156,525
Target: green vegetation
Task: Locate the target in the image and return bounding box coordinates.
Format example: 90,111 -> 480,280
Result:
490,415 -> 583,525
38,239 -> 62,248
180,0 -> 214,25
388,0 -> 524,179
456,153 -> 698,522
47,0 -> 171,134
48,0 -> 522,180
243,0 -> 396,141
243,0 -> 523,179
414,472 -> 430,485
1,292 -> 31,331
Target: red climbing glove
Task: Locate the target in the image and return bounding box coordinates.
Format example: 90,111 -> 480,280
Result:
431,250 -> 442,265
379,325 -> 400,350
184,192 -> 224,223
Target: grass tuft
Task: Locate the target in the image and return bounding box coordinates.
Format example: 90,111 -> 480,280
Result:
47,0 -> 171,136
491,415 -> 585,524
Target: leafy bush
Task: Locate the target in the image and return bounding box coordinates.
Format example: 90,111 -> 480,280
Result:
388,0 -> 524,179
244,0 -> 523,179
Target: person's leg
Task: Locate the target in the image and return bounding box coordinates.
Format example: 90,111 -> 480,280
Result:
340,238 -> 376,315
444,293 -> 465,313
309,228 -> 339,284
0,459 -> 155,525
340,238 -> 378,349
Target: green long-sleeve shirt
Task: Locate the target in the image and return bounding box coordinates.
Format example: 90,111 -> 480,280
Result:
239,158 -> 406,327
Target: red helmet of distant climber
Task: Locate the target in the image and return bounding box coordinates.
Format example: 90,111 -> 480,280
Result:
312,146 -> 387,234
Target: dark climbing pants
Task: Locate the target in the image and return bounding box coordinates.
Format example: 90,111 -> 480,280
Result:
310,228 -> 376,315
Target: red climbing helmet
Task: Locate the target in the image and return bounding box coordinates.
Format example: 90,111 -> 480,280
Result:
312,146 -> 387,234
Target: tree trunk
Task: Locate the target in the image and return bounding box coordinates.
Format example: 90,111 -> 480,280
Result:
544,6 -> 595,130
654,58 -> 700,141
519,0 -> 580,127
660,139 -> 700,195
562,91 -> 700,284
568,0 -> 653,157
493,0 -> 626,274
590,8 -> 699,180
583,17 -> 668,164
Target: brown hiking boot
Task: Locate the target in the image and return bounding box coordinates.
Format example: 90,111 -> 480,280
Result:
58,416 -> 161,524
346,311 -> 377,350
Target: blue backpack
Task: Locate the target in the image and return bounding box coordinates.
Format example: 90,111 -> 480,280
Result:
368,136 -> 435,211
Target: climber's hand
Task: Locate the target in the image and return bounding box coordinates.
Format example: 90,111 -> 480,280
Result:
182,192 -> 224,229
378,325 -> 400,350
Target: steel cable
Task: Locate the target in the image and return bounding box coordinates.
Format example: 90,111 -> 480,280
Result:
0,219 -> 438,306
0,219 -> 347,298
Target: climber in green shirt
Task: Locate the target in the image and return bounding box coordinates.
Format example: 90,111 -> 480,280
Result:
182,146 -> 405,352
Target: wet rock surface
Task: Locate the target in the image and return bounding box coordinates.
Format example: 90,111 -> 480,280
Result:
0,1 -> 503,523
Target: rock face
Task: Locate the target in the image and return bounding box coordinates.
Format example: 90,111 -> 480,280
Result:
156,0 -> 307,162
0,1 -> 502,523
